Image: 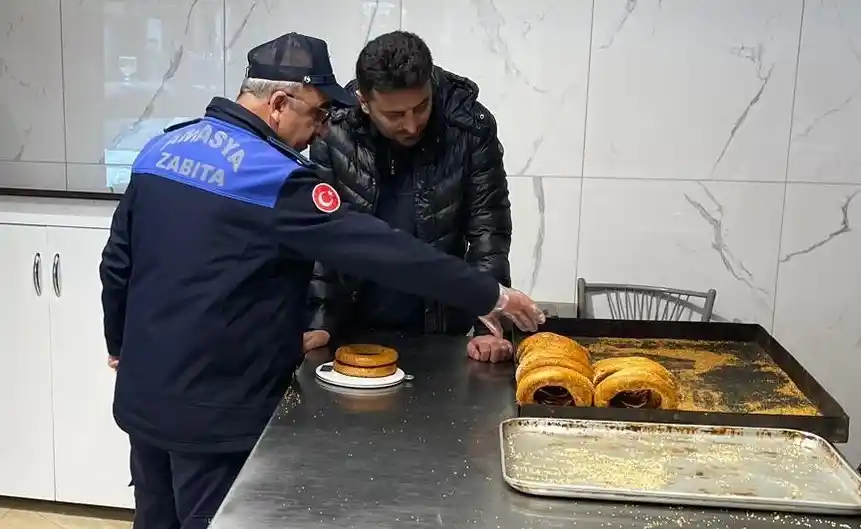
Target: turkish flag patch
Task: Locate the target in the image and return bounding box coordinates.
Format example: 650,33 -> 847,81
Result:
311,182 -> 341,213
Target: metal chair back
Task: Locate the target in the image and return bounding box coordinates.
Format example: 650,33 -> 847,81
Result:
576,278 -> 717,322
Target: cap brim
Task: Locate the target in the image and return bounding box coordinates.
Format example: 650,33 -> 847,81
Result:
318,83 -> 357,108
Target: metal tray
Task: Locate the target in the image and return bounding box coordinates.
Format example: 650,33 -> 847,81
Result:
511,315 -> 849,443
500,417 -> 861,515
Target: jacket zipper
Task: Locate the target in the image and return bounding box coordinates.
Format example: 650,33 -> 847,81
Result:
369,155 -> 390,215
397,154 -> 436,329
353,155 -> 385,303
371,154 -> 394,213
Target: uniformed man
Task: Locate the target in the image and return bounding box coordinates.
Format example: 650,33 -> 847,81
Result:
99,33 -> 545,529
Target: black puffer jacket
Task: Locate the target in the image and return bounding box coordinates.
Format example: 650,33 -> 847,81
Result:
307,67 -> 512,337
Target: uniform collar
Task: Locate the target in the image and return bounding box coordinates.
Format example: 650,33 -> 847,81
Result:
204,97 -> 278,143
203,96 -> 317,169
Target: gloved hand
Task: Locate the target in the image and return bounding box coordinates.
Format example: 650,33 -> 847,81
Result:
303,330 -> 331,352
466,335 -> 513,363
479,285 -> 545,337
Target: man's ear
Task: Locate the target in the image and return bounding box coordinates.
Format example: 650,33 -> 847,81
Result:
356,90 -> 370,114
264,91 -> 288,126
269,91 -> 289,112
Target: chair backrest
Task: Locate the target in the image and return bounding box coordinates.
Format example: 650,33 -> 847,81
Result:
576,278 -> 717,322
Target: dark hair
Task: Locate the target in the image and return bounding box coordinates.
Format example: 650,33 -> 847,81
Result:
356,31 -> 433,96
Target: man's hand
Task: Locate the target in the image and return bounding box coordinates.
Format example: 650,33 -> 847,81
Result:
466,335 -> 513,363
479,285 -> 545,336
107,356 -> 119,370
303,330 -> 330,352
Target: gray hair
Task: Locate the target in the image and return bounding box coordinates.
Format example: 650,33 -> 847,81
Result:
239,78 -> 303,99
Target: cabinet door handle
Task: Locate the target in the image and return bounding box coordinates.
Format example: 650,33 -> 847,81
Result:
52,253 -> 61,297
33,252 -> 42,296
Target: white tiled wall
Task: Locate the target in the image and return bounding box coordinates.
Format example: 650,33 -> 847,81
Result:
1,0 -> 860,459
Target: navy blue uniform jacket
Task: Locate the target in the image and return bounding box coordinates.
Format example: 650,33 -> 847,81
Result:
100,98 -> 499,453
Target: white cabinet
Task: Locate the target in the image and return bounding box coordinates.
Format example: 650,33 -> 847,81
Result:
48,227 -> 134,509
0,224 -> 56,501
0,217 -> 133,509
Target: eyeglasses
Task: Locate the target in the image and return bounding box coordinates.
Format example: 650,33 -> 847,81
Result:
286,94 -> 331,124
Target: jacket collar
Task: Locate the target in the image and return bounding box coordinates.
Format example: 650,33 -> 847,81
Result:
203,97 -> 316,168
205,97 -> 277,141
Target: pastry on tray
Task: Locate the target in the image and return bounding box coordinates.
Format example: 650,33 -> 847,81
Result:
515,350 -> 593,384
592,356 -> 679,410
516,366 -> 595,407
515,332 -> 592,365
333,344 -> 399,378
512,332 -> 680,410
514,333 -> 595,406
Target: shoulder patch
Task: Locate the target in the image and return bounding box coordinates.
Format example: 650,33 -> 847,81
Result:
311,183 -> 341,213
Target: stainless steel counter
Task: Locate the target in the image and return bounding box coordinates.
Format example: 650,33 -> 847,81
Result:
210,333 -> 861,529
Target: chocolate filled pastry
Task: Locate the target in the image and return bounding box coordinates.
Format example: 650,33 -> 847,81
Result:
592,357 -> 679,410
333,344 -> 399,378
592,357 -> 676,387
516,332 -> 591,365
516,366 -> 595,407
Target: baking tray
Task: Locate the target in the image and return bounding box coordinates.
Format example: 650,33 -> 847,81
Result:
512,316 -> 849,443
500,417 -> 861,515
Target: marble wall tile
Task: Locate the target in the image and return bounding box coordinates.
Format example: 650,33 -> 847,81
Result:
0,1 -> 66,164
62,0 -> 224,168
225,0 -> 400,97
0,162 -> 66,191
584,0 -> 802,182
576,179 -> 783,325
773,183 -> 861,462
788,1 -> 861,184
507,176 -> 582,303
402,0 -> 593,177
65,163 -> 130,194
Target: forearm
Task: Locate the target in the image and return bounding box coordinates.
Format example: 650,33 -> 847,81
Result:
99,189 -> 134,358
295,213 -> 500,316
100,266 -> 127,357
102,308 -> 126,357
276,175 -> 502,318
466,251 -> 511,336
277,215 -> 499,316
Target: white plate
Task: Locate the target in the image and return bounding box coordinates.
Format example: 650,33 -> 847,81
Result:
315,361 -> 405,389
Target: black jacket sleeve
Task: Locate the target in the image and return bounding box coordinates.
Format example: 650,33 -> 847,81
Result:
305,140 -> 344,334
275,170 -> 500,317
99,179 -> 136,357
464,112 -> 512,336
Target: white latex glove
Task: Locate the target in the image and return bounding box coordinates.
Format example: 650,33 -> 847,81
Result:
466,335 -> 513,363
479,285 -> 545,336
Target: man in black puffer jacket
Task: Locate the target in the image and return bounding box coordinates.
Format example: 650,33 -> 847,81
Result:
305,31 -> 514,363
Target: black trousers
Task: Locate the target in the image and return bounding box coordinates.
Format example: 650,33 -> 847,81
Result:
130,438 -> 250,529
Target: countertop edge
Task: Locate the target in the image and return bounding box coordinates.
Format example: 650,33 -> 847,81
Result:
0,194 -> 117,229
